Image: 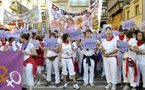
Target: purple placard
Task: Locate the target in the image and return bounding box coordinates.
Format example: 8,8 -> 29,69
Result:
0,30 -> 5,38
117,40 -> 128,52
67,30 -> 82,40
112,30 -> 119,36
31,40 -> 40,49
44,38 -> 58,49
0,52 -> 23,90
122,20 -> 134,30
91,34 -> 97,40
82,38 -> 96,49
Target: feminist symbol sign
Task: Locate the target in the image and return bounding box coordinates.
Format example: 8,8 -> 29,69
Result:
0,66 -> 21,88
0,52 -> 23,90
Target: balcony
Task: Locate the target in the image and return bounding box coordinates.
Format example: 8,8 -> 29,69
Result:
69,1 -> 89,7
10,0 -> 18,11
52,0 -> 68,3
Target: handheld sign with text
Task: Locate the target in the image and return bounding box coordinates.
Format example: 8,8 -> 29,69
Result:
67,30 -> 82,40
44,38 -> 58,49
117,40 -> 128,52
82,38 -> 96,49
31,40 -> 40,49
122,20 -> 134,30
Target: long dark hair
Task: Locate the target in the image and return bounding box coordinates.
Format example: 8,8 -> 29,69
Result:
21,33 -> 30,40
62,33 -> 69,43
125,30 -> 133,38
136,31 -> 145,42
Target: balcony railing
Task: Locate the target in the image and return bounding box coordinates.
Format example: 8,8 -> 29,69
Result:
69,1 -> 89,7
52,0 -> 68,3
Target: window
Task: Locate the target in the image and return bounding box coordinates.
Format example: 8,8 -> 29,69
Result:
42,22 -> 45,28
41,9 -> 46,16
33,23 -> 38,29
135,5 -> 139,15
72,9 -> 77,13
60,5 -> 65,10
127,10 -> 130,19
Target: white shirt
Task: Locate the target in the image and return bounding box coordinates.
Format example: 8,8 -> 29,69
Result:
46,50 -> 58,57
62,43 -> 73,58
101,37 -> 117,56
123,38 -> 137,60
19,42 -> 35,61
137,44 -> 145,59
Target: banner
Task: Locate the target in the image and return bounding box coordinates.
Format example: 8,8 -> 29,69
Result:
67,30 -> 82,40
20,7 -> 42,24
117,40 -> 128,52
0,52 -> 23,90
3,10 -> 18,25
122,19 -> 134,30
44,38 -> 58,49
82,38 -> 96,49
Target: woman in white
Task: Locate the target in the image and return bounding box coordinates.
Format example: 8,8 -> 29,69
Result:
136,31 -> 145,89
81,30 -> 96,87
59,33 -> 80,90
20,33 -> 37,87
101,28 -> 118,90
44,33 -> 60,87
122,30 -> 139,90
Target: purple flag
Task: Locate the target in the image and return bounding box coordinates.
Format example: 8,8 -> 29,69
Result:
0,52 -> 23,90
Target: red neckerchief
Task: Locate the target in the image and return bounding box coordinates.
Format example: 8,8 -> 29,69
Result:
137,40 -> 144,46
119,35 -> 124,41
9,43 -> 12,46
106,36 -> 114,41
63,40 -> 69,44
2,41 -> 6,46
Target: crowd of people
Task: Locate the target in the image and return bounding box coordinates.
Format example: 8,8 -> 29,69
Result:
1,14 -> 145,90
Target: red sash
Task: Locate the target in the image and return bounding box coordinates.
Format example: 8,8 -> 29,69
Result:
126,57 -> 137,82
23,57 -> 37,75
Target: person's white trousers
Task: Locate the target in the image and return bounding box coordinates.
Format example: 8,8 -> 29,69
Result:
61,58 -> 75,76
136,58 -> 145,88
83,58 -> 95,84
22,63 -> 34,86
46,57 -> 60,84
122,60 -> 137,87
103,57 -> 117,85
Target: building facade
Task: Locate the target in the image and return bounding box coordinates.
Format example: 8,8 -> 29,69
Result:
107,0 -> 123,30
100,0 -> 108,28
142,0 -> 145,22
51,0 -> 90,13
123,0 -> 143,26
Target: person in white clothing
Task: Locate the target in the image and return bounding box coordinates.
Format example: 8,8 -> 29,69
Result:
20,33 -> 37,87
44,33 -> 60,87
135,31 -> 145,89
81,30 -> 96,87
101,28 -> 118,90
122,30 -> 139,90
59,33 -> 80,90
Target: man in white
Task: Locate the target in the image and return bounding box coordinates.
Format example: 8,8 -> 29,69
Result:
101,28 -> 118,90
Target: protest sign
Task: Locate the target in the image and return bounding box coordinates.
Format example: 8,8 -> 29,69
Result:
31,40 -> 40,49
122,19 -> 134,30
0,52 -> 23,90
117,40 -> 128,52
67,30 -> 82,40
44,38 -> 58,49
82,38 -> 96,49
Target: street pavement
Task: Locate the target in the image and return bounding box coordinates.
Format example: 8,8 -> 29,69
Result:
23,78 -> 126,90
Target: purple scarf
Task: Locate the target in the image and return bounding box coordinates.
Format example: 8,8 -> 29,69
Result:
21,41 -> 29,51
